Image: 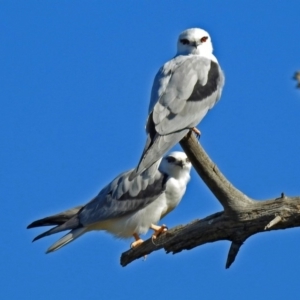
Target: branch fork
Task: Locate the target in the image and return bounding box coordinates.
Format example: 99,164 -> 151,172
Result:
120,133 -> 300,268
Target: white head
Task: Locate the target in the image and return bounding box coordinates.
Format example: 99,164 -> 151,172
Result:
176,28 -> 214,58
159,151 -> 192,180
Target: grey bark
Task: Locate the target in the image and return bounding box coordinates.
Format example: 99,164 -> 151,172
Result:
120,132 -> 300,268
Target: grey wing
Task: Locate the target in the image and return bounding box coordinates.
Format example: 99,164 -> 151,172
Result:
79,162 -> 167,226
151,56 -> 224,135
148,65 -> 172,115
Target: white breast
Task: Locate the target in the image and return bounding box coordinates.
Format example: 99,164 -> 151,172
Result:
161,177 -> 187,218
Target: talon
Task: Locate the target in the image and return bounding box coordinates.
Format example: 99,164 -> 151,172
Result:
131,233 -> 147,260
131,239 -> 144,248
150,224 -> 168,240
191,127 -> 201,138
131,233 -> 144,248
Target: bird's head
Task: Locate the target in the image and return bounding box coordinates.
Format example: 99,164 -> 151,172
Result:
159,151 -> 192,180
176,28 -> 213,57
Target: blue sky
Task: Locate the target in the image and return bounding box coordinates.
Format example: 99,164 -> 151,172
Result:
1,1 -> 300,299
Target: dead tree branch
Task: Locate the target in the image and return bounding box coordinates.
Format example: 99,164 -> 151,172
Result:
120,133 -> 300,268
293,71 -> 300,88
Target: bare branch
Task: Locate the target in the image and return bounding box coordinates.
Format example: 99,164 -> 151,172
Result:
293,71 -> 300,88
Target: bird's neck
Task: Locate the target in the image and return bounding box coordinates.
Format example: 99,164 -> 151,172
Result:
176,50 -> 218,63
170,170 -> 191,183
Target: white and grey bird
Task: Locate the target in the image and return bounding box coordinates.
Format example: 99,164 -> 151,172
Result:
129,28 -> 224,180
27,152 -> 191,253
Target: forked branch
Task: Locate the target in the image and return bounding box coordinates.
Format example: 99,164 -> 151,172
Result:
120,133 -> 300,268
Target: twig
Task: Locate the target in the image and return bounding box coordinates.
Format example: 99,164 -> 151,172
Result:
264,215 -> 282,230
226,241 -> 244,269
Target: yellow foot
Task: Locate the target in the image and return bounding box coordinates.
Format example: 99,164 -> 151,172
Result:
131,233 -> 147,260
150,224 -> 168,240
191,127 -> 201,138
131,233 -> 144,248
130,239 -> 144,248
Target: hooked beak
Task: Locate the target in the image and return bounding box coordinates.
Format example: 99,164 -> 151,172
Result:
176,161 -> 185,168
191,41 -> 201,48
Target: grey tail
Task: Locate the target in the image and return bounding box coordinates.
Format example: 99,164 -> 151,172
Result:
27,206 -> 83,229
30,215 -> 82,242
129,129 -> 189,181
46,227 -> 87,253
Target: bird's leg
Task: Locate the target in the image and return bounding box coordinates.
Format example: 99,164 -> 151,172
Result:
130,233 -> 144,248
191,127 -> 201,139
150,224 -> 168,240
131,233 -> 147,260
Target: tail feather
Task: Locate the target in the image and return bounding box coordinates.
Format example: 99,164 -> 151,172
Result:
33,225 -> 60,242
27,206 -> 83,228
129,129 -> 189,180
46,227 -> 87,253
31,216 -> 82,242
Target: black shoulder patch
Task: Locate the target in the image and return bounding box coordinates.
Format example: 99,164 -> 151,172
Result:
187,61 -> 219,102
146,112 -> 157,146
119,172 -> 168,201
131,112 -> 158,175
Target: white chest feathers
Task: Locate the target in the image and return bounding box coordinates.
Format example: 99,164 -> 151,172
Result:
161,176 -> 189,217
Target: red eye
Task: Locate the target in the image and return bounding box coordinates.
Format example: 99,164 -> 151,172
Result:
200,36 -> 208,43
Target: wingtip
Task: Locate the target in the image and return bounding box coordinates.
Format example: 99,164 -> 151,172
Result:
128,169 -> 138,181
128,168 -> 145,181
128,173 -> 134,181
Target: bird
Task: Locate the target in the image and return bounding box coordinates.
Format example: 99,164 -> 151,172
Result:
129,28 -> 224,180
27,151 -> 192,253
293,71 -> 300,88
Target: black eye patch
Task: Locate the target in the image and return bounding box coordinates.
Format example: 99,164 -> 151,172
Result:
180,39 -> 190,45
166,156 -> 176,163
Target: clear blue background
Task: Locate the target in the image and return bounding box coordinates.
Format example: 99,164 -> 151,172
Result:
1,1 -> 300,299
